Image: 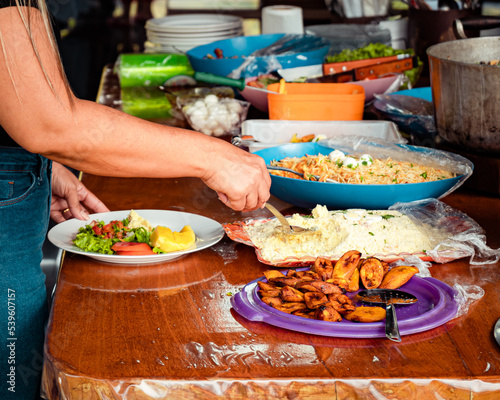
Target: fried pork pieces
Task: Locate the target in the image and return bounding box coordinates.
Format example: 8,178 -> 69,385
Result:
258,251 -> 419,323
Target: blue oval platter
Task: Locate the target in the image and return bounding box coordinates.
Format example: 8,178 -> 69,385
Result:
255,142 -> 470,210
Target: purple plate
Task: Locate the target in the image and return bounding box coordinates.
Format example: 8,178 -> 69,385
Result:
231,273 -> 458,338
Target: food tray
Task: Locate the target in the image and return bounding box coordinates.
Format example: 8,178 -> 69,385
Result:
238,120 -> 404,153
223,217 -> 461,267
231,273 -> 459,338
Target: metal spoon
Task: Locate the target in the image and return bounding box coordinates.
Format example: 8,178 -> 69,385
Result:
494,318 -> 500,347
264,203 -> 311,235
267,165 -> 337,183
357,289 -> 418,342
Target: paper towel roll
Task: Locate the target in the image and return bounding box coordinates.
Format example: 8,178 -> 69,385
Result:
261,5 -> 304,35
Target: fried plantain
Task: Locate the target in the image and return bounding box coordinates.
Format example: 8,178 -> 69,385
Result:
292,310 -> 317,319
347,267 -> 360,292
307,280 -> 343,294
343,306 -> 386,323
274,302 -> 308,314
379,265 -> 419,289
261,296 -> 282,308
258,281 -> 279,292
332,250 -> 362,281
280,286 -> 305,302
314,305 -> 342,322
304,291 -> 329,309
270,276 -> 301,287
258,289 -> 281,298
311,257 -> 334,281
359,257 -> 385,290
263,270 -> 286,281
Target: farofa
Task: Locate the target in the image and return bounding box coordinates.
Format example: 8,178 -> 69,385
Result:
244,205 -> 447,262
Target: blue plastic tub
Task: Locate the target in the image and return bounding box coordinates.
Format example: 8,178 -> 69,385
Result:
187,34 -> 330,78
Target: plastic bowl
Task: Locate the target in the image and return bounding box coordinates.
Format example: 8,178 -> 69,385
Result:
186,34 -> 330,78
267,82 -> 365,120
255,142 -> 467,210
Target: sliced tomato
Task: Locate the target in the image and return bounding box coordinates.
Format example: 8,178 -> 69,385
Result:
111,242 -> 155,255
92,225 -> 103,236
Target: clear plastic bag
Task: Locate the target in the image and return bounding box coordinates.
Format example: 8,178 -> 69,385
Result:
390,255 -> 485,319
390,198 -> 500,265
319,135 -> 473,199
373,94 -> 437,137
178,92 -> 250,137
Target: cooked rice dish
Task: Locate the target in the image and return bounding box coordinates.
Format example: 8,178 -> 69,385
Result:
270,154 -> 455,184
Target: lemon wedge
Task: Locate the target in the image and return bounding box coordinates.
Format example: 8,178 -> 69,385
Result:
150,225 -> 196,252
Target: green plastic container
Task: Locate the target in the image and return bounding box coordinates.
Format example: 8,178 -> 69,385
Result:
115,53 -> 246,90
115,53 -> 195,88
120,86 -> 172,120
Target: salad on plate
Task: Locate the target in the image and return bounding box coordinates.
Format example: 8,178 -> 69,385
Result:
73,210 -> 196,256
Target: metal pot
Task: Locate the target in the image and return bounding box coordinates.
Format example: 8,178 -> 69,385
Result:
427,36 -> 500,154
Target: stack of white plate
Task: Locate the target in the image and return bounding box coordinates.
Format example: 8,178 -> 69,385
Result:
144,14 -> 244,54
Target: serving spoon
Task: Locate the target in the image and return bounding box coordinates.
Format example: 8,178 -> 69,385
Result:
267,165 -> 337,183
357,289 -> 418,342
264,203 -> 311,235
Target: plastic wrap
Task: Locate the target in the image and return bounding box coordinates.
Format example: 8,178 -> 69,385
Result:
227,34 -> 330,79
391,198 -> 500,265
373,94 -> 436,138
320,135 -> 473,199
390,255 -> 485,319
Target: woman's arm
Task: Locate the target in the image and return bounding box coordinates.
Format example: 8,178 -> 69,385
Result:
0,7 -> 270,211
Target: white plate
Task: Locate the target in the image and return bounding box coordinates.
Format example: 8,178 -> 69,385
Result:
145,14 -> 243,33
146,27 -> 243,39
147,32 -> 243,45
47,210 -> 225,265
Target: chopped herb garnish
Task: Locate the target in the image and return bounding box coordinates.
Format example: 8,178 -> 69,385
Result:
381,214 -> 395,220
368,232 -> 375,236
421,172 -> 428,179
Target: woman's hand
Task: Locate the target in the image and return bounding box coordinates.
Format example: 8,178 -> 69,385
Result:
201,143 -> 271,212
50,162 -> 110,223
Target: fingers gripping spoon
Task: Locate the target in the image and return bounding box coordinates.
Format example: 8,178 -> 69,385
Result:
357,289 -> 418,342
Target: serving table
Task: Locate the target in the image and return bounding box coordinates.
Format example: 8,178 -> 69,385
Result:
41,172 -> 500,400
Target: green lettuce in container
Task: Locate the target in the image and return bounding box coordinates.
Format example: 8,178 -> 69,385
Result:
326,43 -> 423,89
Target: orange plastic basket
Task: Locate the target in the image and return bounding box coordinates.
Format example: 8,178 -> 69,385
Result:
267,82 -> 365,121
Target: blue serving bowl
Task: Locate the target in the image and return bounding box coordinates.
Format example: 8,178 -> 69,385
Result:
187,33 -> 330,78
255,142 -> 469,210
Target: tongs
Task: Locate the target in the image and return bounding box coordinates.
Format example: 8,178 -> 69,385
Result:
357,289 -> 417,342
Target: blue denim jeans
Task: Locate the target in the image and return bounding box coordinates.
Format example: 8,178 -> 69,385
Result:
0,148 -> 51,399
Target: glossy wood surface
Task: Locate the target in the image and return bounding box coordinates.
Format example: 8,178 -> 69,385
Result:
42,174 -> 500,399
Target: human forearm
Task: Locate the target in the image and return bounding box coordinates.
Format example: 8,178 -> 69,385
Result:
33,98 -> 221,180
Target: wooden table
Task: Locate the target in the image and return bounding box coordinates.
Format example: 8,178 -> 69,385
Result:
40,172 -> 500,400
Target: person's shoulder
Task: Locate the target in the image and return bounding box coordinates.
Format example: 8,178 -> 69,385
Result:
0,1 -> 38,9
